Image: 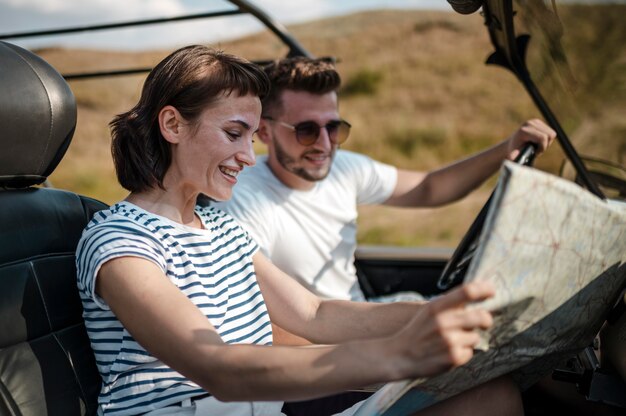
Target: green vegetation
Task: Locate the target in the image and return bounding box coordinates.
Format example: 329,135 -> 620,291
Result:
340,68 -> 384,96
37,7 -> 623,248
387,127 -> 447,157
413,20 -> 462,34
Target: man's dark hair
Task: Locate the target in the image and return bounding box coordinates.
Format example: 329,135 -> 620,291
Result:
261,57 -> 341,117
110,45 -> 270,192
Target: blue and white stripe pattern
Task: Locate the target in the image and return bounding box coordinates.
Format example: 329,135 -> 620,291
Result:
76,201 -> 273,415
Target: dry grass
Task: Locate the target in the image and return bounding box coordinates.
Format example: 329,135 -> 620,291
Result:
33,8 -> 622,248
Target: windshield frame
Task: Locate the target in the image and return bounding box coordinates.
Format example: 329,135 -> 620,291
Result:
481,0 -> 606,199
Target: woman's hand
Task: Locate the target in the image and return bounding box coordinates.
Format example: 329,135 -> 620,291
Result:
390,280 -> 495,379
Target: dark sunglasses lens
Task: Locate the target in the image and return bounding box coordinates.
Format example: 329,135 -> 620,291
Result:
293,120 -> 351,145
334,121 -> 350,144
295,122 -> 321,145
325,122 -> 340,140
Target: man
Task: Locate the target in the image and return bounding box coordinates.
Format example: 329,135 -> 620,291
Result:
213,57 -> 556,305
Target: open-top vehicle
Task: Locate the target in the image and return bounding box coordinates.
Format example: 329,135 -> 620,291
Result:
1,0 -> 624,415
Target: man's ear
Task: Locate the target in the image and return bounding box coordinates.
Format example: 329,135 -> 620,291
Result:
159,105 -> 184,144
256,118 -> 272,145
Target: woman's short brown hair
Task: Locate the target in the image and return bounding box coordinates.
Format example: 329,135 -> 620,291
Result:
110,45 -> 269,192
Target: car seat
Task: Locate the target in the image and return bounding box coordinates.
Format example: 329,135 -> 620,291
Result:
0,41 -> 106,416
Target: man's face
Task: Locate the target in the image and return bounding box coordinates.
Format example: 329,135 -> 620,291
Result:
262,90 -> 341,189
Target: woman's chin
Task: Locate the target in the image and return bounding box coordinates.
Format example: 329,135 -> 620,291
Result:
208,190 -> 233,203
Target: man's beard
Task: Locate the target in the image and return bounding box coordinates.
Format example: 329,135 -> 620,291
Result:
273,137 -> 335,182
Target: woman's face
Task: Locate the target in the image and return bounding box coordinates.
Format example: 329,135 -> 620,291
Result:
169,92 -> 261,201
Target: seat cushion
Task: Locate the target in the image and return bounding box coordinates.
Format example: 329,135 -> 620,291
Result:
0,188 -> 107,416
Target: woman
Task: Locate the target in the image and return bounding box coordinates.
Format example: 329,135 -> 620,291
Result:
76,45 -> 521,416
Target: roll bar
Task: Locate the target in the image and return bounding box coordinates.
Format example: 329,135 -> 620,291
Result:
0,0 -> 313,80
480,0 -> 605,199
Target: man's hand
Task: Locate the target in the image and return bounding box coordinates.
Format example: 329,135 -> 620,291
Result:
506,118 -> 557,161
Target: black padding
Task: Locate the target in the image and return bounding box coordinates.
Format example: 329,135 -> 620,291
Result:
0,261 -> 48,348
29,333 -> 90,415
0,190 -> 106,416
36,256 -> 86,332
0,189 -> 96,266
0,41 -> 76,188
0,342 -> 49,415
0,41 -> 107,415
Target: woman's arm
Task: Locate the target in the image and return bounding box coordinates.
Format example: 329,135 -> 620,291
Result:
97,255 -> 493,402
254,252 -> 426,344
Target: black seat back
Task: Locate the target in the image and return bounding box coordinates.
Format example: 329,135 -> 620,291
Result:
0,41 -> 106,416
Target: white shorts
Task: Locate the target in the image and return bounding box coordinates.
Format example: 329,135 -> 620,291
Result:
368,290 -> 427,303
142,392 -> 372,416
142,396 -> 285,415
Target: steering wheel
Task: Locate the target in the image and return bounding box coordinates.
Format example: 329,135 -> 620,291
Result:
437,143 -> 538,291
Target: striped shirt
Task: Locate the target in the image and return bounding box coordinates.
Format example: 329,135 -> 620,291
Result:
76,201 -> 273,415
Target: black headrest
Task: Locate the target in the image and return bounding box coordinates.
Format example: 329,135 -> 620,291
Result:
447,0 -> 482,14
0,41 -> 76,189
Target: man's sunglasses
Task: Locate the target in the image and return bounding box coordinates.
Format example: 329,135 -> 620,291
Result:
264,117 -> 351,146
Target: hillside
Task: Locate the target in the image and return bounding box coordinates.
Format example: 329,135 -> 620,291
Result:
31,9 -> 607,247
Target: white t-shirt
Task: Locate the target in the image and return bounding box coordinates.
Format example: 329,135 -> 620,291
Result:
214,150 -> 397,300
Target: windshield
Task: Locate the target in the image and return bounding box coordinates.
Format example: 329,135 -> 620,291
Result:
513,0 -> 626,198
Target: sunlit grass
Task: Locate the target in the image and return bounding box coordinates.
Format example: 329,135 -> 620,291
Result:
36,7 -> 623,248
340,68 -> 384,97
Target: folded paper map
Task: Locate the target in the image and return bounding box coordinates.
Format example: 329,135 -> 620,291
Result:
355,162 -> 626,415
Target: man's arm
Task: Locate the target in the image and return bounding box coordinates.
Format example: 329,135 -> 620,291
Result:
385,119 -> 556,207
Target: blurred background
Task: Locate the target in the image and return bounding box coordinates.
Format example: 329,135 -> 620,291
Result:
1,0 -> 624,247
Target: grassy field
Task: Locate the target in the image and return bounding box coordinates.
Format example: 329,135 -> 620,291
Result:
34,8 -> 624,248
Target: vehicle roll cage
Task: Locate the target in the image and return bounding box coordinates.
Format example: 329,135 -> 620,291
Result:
0,0 -> 313,80
0,0 -> 603,199
481,0 -> 605,199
